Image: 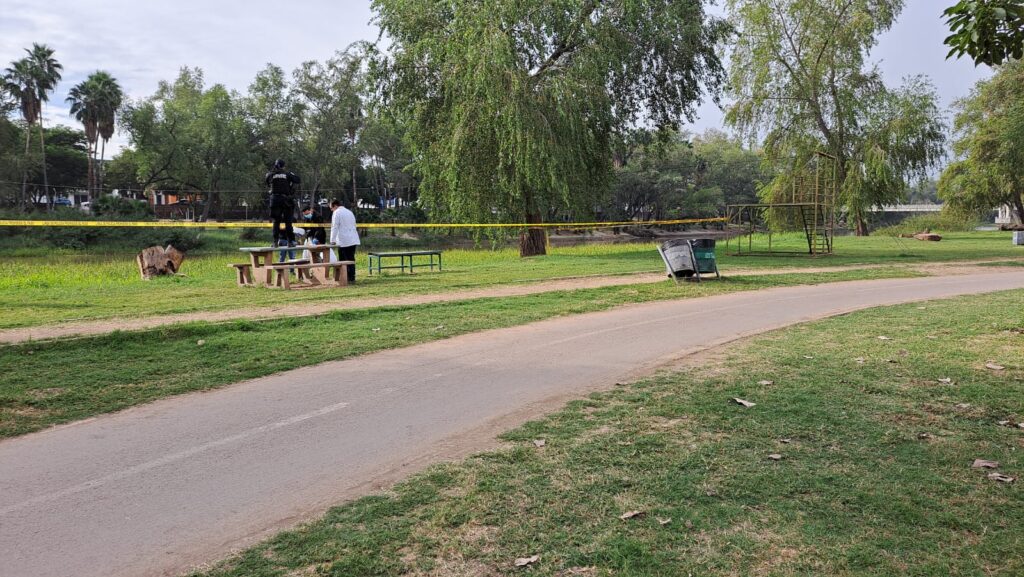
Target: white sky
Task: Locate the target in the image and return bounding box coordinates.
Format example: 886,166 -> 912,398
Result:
0,0 -> 993,153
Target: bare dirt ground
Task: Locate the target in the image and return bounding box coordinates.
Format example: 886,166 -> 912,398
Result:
2,259 -> 1021,345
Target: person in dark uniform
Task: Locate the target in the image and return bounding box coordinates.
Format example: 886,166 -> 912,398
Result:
265,159 -> 301,248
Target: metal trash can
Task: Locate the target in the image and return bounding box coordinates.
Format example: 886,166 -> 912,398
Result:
691,238 -> 720,278
1014,231 -> 1024,246
658,239 -> 699,283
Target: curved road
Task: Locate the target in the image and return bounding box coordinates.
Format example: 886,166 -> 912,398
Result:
2,271 -> 1024,577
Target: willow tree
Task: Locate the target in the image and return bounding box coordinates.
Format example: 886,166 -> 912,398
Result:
372,0 -> 729,256
726,0 -> 946,235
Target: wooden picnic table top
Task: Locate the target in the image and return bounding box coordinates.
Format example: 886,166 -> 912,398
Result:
367,250 -> 442,257
239,244 -> 339,253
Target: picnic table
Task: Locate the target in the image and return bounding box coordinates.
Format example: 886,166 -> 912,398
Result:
367,250 -> 443,275
232,244 -> 353,289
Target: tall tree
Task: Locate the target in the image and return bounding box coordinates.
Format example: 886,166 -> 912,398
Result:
2,58 -> 40,208
939,60 -> 1024,223
122,68 -> 256,221
38,125 -> 88,204
25,44 -> 63,208
944,0 -> 1024,66
726,0 -> 946,235
373,0 -> 730,256
66,79 -> 101,198
68,72 -> 126,200
291,48 -> 365,207
92,72 -> 125,193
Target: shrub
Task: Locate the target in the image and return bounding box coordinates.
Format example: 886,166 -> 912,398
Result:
873,213 -> 982,236
0,207 -> 204,251
91,196 -> 155,220
239,227 -> 262,241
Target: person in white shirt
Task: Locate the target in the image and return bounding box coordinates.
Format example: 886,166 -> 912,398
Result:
329,199 -> 361,283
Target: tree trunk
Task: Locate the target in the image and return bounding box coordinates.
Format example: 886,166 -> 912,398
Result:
85,140 -> 95,203
136,245 -> 186,280
20,126 -> 32,211
855,214 -> 869,236
351,167 -> 358,207
519,191 -> 547,257
200,190 -> 215,222
37,118 -> 50,209
98,138 -> 107,194
1012,189 -> 1024,225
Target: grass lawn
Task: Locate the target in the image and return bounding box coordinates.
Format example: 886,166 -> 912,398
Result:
191,289 -> 1024,577
0,268 -> 920,439
0,231 -> 1020,330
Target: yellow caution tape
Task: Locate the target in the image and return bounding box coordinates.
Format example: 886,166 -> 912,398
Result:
0,217 -> 727,229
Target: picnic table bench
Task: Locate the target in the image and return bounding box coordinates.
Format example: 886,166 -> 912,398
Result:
367,250 -> 443,275
231,244 -> 353,289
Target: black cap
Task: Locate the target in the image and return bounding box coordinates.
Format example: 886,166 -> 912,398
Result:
274,159 -> 285,169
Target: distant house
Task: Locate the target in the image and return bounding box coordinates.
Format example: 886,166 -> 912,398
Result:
147,189 -> 206,220
148,190 -> 184,206
996,205 -> 1020,225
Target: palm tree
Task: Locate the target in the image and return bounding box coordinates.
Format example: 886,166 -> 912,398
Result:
66,72 -> 124,200
92,72 -> 124,193
66,80 -> 100,197
2,58 -> 41,208
26,44 -> 63,208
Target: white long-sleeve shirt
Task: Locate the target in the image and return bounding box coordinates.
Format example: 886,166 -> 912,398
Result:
330,206 -> 361,247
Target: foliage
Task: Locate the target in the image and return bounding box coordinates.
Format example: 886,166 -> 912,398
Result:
905,178 -> 940,204
0,124 -> 88,207
121,68 -> 257,220
726,0 -> 947,235
290,48 -> 366,206
2,43 -> 63,208
0,206 -> 203,251
944,0 -> 1024,65
939,60 -> 1024,224
872,213 -> 982,236
65,71 -> 124,198
238,227 -> 262,241
0,118 -> 22,203
607,130 -> 765,222
90,195 -> 154,219
39,125 -> 88,199
373,0 -> 731,256
102,148 -> 146,193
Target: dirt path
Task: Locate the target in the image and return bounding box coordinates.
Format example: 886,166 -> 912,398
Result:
1,259 -> 1020,345
3,272 -> 1024,577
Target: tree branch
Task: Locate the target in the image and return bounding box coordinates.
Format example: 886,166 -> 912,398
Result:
530,0 -> 603,82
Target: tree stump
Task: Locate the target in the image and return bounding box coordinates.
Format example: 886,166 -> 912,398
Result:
137,245 -> 186,280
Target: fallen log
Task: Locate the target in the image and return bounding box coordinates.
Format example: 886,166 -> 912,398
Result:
137,245 -> 186,280
913,233 -> 942,242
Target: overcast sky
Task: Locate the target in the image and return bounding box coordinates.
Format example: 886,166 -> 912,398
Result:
1,0 -> 994,153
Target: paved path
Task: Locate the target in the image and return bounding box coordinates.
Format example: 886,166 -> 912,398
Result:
2,271 -> 1024,577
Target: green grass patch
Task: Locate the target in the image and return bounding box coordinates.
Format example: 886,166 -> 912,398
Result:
191,289 -> 1024,577
0,268 -> 919,438
979,260 -> 1024,267
0,231 -> 1021,330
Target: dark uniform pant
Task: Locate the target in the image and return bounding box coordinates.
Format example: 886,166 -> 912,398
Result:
337,245 -> 356,282
270,195 -> 294,244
